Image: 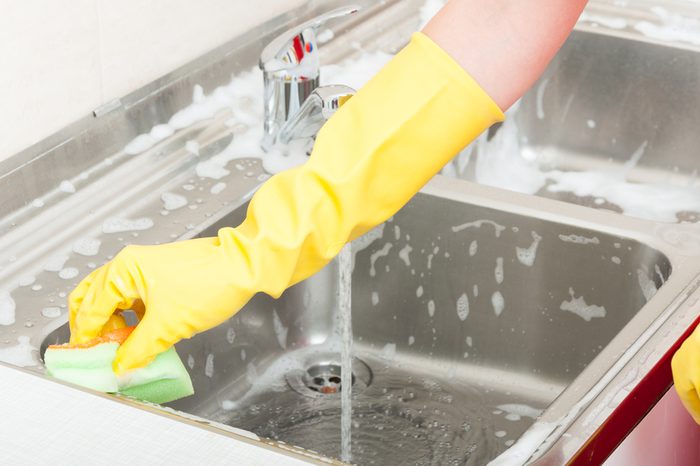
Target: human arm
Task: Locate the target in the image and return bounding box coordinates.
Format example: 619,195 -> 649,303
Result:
69,0 -> 588,373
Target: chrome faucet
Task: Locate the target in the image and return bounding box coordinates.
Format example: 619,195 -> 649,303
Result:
259,5 -> 359,151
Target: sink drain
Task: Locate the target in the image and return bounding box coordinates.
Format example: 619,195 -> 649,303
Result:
286,355 -> 372,398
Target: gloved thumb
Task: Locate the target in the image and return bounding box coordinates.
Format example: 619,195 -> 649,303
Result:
112,314 -> 173,374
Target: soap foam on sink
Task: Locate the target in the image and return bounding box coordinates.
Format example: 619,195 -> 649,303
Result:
369,243 -> 392,277
58,267 -> 79,280
59,180 -> 76,194
102,217 -> 154,234
452,220 -> 506,237
398,244 -> 413,267
210,182 -> 226,194
0,290 -> 16,325
456,293 -> 469,321
41,306 -> 62,318
491,291 -> 505,317
0,336 -> 37,367
73,238 -> 101,256
637,268 -> 658,302
460,105 -> 700,223
161,192 -> 188,210
634,6 -> 700,47
558,234 -> 599,245
497,403 -> 543,420
516,232 -> 542,267
560,288 -> 606,322
44,254 -> 69,272
494,257 -> 504,284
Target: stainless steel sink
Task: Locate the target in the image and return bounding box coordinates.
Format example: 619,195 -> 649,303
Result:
8,1 -> 700,465
451,22 -> 700,224
40,175 -> 682,464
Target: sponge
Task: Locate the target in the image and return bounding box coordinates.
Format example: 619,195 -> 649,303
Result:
45,326 -> 194,404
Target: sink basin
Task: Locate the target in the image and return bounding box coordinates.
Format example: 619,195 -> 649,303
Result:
451,27 -> 700,224
41,177 -> 672,464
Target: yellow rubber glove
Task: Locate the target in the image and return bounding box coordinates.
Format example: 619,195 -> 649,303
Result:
69,32 -> 504,374
672,325 -> 700,423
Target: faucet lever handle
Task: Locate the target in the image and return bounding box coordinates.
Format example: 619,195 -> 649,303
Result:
277,85 -> 355,145
259,5 -> 360,74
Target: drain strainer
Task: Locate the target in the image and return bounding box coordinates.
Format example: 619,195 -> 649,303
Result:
286,355 -> 372,398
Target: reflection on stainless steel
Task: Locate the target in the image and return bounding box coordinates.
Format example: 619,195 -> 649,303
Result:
259,5 -> 360,150
4,0 -> 700,464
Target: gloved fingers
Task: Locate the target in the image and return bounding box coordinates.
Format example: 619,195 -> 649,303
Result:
68,267 -> 102,343
71,260 -> 138,344
113,313 -> 173,374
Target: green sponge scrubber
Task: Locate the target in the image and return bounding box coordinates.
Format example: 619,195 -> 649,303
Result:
45,327 -> 194,404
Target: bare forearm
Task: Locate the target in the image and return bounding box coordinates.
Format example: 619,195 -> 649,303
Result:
423,0 -> 588,111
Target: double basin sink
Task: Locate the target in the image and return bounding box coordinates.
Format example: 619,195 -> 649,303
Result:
5,0 -> 700,464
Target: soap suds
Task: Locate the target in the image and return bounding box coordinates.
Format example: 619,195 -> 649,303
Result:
59,180 -> 76,194
492,292 -> 505,317
0,291 -> 16,325
634,7 -> 700,47
103,217 -> 154,234
637,268 -> 658,302
558,234 -> 600,245
380,343 -> 397,361
497,403 -> 543,420
428,300 -> 436,317
185,140 -> 200,156
196,160 -> 230,180
161,192 -> 188,210
456,293 -> 470,321
272,310 -> 288,349
579,11 -> 628,30
0,336 -> 36,367
452,220 -> 506,237
516,232 -> 542,267
560,288 -> 607,321
398,244 -> 413,267
458,102 -> 700,223
44,254 -> 69,272
41,306 -> 62,318
205,354 -> 214,378
210,182 -> 227,194
369,243 -> 393,277
58,267 -> 79,280
73,238 -> 101,256
494,257 -> 504,284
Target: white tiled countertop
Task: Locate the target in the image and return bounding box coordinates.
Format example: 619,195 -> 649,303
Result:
0,364 -> 315,465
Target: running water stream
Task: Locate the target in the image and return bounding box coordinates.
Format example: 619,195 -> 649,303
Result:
338,244 -> 353,463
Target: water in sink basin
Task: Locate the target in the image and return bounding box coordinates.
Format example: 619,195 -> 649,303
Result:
208,347 -> 554,466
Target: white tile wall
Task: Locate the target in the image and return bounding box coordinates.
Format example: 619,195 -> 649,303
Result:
0,0 -> 102,162
0,0 -> 304,162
